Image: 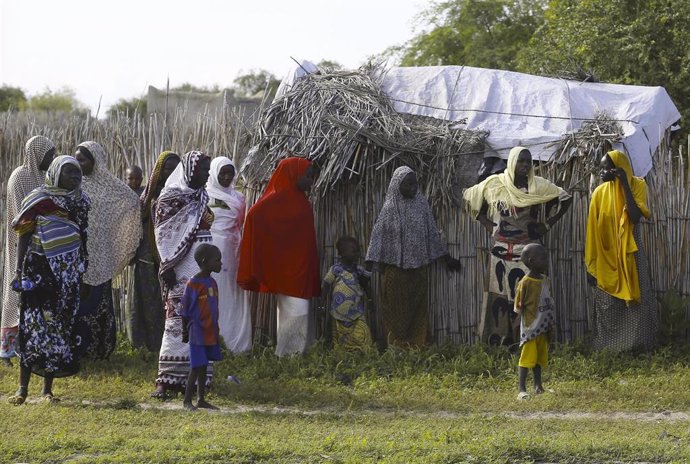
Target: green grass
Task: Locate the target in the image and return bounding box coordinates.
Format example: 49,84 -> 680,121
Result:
2,339 -> 690,462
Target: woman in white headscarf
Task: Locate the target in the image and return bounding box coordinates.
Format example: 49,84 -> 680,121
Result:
366,165 -> 460,348
1,136 -> 55,363
463,146 -> 571,346
74,141 -> 141,360
207,156 -> 251,353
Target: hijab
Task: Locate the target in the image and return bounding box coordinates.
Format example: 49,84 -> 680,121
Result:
155,151 -> 211,275
77,141 -> 141,285
366,166 -> 448,269
463,146 -> 569,217
585,150 -> 650,302
237,157 -> 320,298
206,156 -> 245,217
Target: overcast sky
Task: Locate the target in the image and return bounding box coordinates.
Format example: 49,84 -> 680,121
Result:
0,0 -> 424,114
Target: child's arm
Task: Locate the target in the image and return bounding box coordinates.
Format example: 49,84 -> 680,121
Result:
180,284 -> 195,343
513,280 -> 524,315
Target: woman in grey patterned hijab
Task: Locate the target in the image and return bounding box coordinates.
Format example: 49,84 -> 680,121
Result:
366,166 -> 460,348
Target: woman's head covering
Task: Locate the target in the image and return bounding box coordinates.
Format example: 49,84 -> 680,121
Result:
463,146 -> 570,217
76,141 -> 141,285
365,165 -> 448,269
237,157 -> 320,298
155,151 -> 212,274
585,150 -> 650,302
140,150 -> 180,219
206,156 -> 245,212
45,155 -> 82,194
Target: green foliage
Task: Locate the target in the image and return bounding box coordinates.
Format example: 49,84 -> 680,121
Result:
659,288 -> 690,345
106,96 -> 147,118
0,85 -> 27,111
316,59 -> 344,72
26,87 -> 87,114
232,69 -> 280,98
399,0 -> 548,69
516,0 -> 690,135
172,82 -> 223,93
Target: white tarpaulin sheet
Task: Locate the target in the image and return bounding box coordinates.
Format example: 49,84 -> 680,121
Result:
379,66 -> 680,177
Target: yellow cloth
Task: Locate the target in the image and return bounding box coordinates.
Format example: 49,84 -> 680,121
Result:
518,333 -> 549,368
585,150 -> 650,303
463,146 -> 568,217
333,318 -> 373,351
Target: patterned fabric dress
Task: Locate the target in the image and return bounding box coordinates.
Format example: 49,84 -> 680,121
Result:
1,136 -> 55,359
154,151 -> 214,389
12,156 -> 90,377
323,261 -> 372,350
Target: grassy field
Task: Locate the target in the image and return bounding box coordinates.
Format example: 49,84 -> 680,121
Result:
1,339 -> 690,463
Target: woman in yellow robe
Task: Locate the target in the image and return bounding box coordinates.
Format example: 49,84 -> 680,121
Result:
585,150 -> 656,352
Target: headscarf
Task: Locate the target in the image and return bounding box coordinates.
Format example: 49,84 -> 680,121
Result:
463,146 -> 569,217
206,156 -> 245,218
14,156 -> 84,218
77,141 -> 141,285
237,157 -> 320,298
585,150 -> 650,302
154,151 -> 211,275
366,166 -> 448,269
139,151 -> 180,264
2,136 -> 55,330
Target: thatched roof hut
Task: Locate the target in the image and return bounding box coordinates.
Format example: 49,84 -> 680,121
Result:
242,63 -> 689,346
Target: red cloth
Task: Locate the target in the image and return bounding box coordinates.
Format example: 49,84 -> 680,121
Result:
237,157 -> 320,299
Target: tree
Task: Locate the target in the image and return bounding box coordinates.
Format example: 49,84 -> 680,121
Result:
517,0 -> 690,137
397,0 -> 547,70
26,87 -> 86,113
0,85 -> 27,112
316,59 -> 344,72
232,69 -> 280,98
106,96 -> 148,118
172,83 -> 223,93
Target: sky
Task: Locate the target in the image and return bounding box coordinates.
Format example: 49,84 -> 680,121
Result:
0,0 -> 425,115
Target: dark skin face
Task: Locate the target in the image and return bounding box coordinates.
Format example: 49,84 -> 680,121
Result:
524,247 -> 549,275
75,147 -> 95,176
514,149 -> 532,185
125,167 -> 143,190
161,156 -> 180,183
599,154 -> 617,182
188,157 -> 211,189
297,165 -> 316,192
339,240 -> 360,267
217,164 -> 236,188
399,172 -> 418,199
38,147 -> 56,171
200,248 -> 223,274
58,164 -> 82,191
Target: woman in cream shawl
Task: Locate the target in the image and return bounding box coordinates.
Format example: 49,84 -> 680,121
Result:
206,156 -> 251,353
463,146 -> 571,346
74,141 -> 141,359
585,150 -> 655,351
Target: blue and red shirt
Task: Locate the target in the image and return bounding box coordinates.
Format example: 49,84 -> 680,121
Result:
180,276 -> 220,346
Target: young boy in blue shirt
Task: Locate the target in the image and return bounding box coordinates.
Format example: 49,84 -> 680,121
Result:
181,243 -> 223,411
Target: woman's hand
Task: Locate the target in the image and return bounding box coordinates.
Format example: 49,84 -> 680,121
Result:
478,215 -> 496,234
161,269 -> 177,289
444,254 -> 462,272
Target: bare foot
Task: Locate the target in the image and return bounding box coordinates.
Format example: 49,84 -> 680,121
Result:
8,387 -> 28,405
150,384 -> 168,400
183,401 -> 197,411
1,358 -> 12,367
196,400 -> 219,410
535,386 -> 544,394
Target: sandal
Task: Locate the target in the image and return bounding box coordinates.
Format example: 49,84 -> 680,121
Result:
42,393 -> 60,403
8,387 -> 28,405
517,391 -> 530,400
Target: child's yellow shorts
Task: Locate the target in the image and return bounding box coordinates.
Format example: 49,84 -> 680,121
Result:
518,333 -> 549,368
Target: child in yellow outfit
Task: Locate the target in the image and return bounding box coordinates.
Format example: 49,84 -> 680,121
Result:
514,243 -> 555,400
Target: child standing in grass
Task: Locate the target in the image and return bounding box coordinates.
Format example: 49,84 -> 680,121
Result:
514,243 -> 556,400
181,243 -> 223,411
322,236 -> 373,351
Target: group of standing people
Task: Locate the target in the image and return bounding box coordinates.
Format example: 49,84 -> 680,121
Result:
1,137 -> 656,403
